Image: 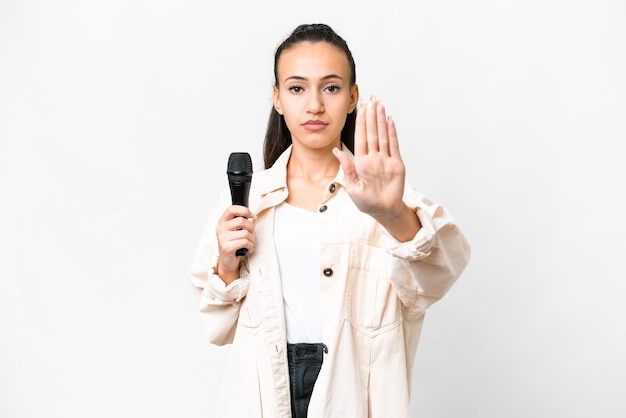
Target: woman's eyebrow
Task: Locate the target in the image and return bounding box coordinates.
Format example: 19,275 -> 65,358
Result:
283,74 -> 345,83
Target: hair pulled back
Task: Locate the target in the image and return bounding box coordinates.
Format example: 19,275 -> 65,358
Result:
263,23 -> 357,169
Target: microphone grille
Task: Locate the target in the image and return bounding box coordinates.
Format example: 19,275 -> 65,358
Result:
227,152 -> 253,174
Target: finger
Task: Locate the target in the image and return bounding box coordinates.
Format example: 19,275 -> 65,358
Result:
220,205 -> 255,222
221,239 -> 254,258
217,229 -> 254,254
218,228 -> 253,244
231,205 -> 256,219
332,148 -> 359,187
387,116 -> 401,159
366,98 -> 379,153
233,228 -> 255,253
354,101 -> 367,156
227,215 -> 254,233
376,101 -> 390,155
233,240 -> 254,255
216,213 -> 255,244
229,230 -> 255,247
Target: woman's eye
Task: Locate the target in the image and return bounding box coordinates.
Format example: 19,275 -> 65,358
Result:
288,86 -> 303,93
325,84 -> 341,93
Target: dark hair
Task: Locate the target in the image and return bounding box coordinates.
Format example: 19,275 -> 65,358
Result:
263,23 -> 357,169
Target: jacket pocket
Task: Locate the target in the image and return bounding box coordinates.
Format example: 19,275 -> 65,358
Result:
237,284 -> 262,334
345,244 -> 403,337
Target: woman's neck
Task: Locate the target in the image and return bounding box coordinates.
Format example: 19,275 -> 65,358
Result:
285,144 -> 341,211
287,144 -> 340,182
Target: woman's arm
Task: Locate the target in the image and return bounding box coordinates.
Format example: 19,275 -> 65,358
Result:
383,185 -> 471,311
189,187 -> 251,345
334,97 -> 470,310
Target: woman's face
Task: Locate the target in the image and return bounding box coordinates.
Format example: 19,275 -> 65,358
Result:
273,41 -> 358,152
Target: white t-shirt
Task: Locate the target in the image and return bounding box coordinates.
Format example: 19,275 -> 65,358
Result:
273,202 -> 323,344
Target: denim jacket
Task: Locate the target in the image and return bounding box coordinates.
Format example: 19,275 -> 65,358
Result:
190,146 -> 471,417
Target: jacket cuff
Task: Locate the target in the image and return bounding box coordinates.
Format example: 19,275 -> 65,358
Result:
382,208 -> 436,261
205,274 -> 249,304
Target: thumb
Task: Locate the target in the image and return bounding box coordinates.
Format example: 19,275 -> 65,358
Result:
332,147 -> 358,186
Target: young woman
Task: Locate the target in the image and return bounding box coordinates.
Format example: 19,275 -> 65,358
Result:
190,23 -> 471,418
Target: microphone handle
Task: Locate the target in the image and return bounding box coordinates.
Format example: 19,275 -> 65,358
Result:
229,182 -> 251,208
229,181 -> 251,256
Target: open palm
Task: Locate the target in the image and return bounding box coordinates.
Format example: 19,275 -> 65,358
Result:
334,98 -> 407,221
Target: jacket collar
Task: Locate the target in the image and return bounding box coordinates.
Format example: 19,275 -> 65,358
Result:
255,143 -> 352,195
253,143 -> 352,214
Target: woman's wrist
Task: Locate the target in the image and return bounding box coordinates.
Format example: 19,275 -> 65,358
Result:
217,261 -> 239,285
375,203 -> 421,243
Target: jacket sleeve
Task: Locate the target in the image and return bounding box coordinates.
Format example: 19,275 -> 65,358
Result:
189,187 -> 250,345
381,183 -> 471,313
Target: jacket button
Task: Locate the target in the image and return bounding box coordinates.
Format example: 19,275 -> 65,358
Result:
323,268 -> 333,277
319,205 -> 328,213
328,183 -> 336,193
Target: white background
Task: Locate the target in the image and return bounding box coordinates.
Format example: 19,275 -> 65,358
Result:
1,0 -> 625,417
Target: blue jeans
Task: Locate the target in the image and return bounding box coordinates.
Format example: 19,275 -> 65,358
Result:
287,343 -> 324,418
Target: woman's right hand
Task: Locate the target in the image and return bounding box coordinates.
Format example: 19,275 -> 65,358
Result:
215,205 -> 256,284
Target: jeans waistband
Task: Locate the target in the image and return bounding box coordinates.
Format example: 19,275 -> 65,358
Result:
287,343 -> 325,363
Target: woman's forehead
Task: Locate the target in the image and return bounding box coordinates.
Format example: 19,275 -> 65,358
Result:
276,42 -> 351,81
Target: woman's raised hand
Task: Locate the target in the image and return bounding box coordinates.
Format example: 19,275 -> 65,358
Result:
333,97 -> 420,241
334,97 -> 407,220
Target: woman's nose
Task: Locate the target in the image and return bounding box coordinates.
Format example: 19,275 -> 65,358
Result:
307,92 -> 324,113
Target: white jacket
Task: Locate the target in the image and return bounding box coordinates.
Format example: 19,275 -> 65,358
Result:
190,146 -> 471,417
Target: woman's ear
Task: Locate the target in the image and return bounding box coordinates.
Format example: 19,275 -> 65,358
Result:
273,86 -> 283,115
348,84 -> 359,113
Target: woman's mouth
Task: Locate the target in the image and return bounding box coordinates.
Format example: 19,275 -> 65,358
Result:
303,120 -> 328,131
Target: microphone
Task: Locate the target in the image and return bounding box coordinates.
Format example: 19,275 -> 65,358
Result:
227,152 -> 253,256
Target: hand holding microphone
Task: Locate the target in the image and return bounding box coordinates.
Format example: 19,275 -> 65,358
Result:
227,152 -> 254,256
215,153 -> 254,284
